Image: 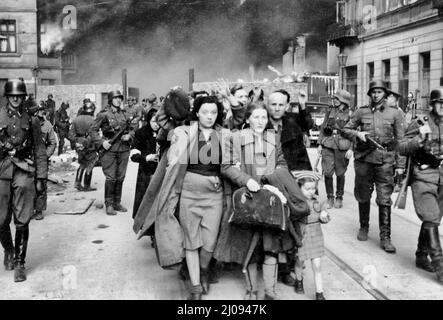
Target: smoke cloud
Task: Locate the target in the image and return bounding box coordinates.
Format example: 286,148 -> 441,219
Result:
38,0 -> 335,97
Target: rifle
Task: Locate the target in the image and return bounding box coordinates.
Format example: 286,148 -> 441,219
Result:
96,116 -> 135,159
394,90 -> 419,210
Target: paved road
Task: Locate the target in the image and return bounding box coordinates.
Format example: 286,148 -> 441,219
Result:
1,149 -> 442,300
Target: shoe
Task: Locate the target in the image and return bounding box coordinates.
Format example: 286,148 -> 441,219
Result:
316,292 -> 326,300
380,239 -> 397,254
357,228 -> 369,241
113,203 -> 128,212
279,273 -> 295,287
187,285 -> 203,300
14,262 -> 26,282
294,279 -> 304,294
106,205 -> 116,216
416,255 -> 435,273
3,250 -> 14,271
326,198 -> 334,210
244,290 -> 258,300
34,211 -> 44,221
334,198 -> 343,209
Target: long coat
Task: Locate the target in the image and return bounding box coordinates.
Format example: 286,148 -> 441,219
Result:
134,122 -> 231,267
214,128 -> 290,264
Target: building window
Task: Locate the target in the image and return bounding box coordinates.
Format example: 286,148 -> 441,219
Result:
399,55 -> 409,109
420,52 -> 431,109
383,59 -> 391,83
367,62 -> 375,83
345,65 -> 358,110
0,20 -> 17,53
41,79 -> 56,86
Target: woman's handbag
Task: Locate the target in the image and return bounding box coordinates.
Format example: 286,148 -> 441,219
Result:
229,187 -> 288,231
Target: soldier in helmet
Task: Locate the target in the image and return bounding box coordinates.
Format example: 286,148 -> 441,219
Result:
54,101 -> 71,155
31,101 -> 57,220
45,94 -> 56,125
69,98 -> 98,192
89,90 -> 136,215
317,89 -> 354,209
0,79 -> 48,282
398,87 -> 443,284
341,80 -> 406,253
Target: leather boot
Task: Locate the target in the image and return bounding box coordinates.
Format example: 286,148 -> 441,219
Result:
105,180 -> 116,215
379,206 -> 396,253
278,262 -> 295,286
74,168 -> 85,191
357,202 -> 370,241
324,176 -> 334,209
113,181 -> 127,212
263,263 -> 280,300
200,268 -> 210,295
416,223 -> 435,272
424,222 -> 443,284
14,227 -> 29,282
188,284 -> 203,300
82,172 -> 97,192
335,175 -> 345,208
0,224 -> 14,271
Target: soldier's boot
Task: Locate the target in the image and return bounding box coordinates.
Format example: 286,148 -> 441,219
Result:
416,223 -> 435,272
244,264 -> 258,300
82,172 -> 97,192
105,180 -> 116,216
14,227 -> 29,282
423,222 -> 443,284
379,206 -> 396,254
334,175 -> 345,209
263,263 -> 280,300
0,225 -> 15,271
357,202 -> 370,241
74,168 -> 85,191
324,176 -> 334,209
113,181 -> 127,212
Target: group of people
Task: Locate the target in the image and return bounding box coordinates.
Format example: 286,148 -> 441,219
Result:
1,75 -> 443,302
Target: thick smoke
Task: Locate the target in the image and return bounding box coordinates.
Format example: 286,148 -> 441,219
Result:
38,0 -> 335,97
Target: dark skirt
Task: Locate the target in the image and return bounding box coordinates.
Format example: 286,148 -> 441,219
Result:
132,166 -> 155,219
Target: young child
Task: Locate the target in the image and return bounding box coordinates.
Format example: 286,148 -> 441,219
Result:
292,171 -> 330,300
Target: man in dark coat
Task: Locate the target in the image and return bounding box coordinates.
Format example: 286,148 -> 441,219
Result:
89,90 -> 137,216
54,101 -> 71,155
45,94 -> 56,125
0,79 -> 48,282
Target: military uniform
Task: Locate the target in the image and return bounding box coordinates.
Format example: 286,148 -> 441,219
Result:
69,110 -> 98,191
89,101 -> 136,213
398,87 -> 443,283
341,81 -> 406,252
34,116 -> 57,215
54,104 -> 71,155
45,98 -> 56,125
0,91 -> 48,281
319,106 -> 352,202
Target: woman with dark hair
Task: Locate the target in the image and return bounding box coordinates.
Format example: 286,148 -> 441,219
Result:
130,108 -> 160,219
166,95 -> 230,300
215,102 -> 288,300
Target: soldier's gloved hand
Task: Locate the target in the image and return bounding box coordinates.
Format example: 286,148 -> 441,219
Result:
357,131 -> 369,142
345,149 -> 353,159
36,179 -> 44,193
102,140 -> 112,150
121,134 -> 131,142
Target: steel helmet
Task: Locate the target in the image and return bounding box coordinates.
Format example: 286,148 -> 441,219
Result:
430,87 -> 443,103
333,89 -> 352,107
367,80 -> 388,96
4,79 -> 27,96
387,89 -> 402,99
107,90 -> 124,103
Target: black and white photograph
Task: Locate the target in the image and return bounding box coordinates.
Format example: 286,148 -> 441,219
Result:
1,0 -> 443,303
